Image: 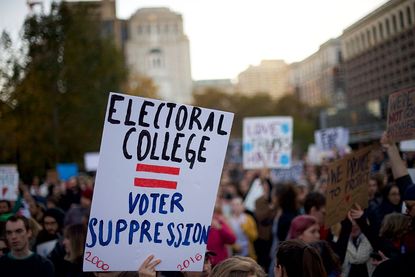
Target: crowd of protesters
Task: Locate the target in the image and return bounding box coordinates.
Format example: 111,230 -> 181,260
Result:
0,132 -> 415,277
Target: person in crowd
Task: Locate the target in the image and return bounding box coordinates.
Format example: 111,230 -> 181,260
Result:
0,215 -> 54,276
296,183 -> 309,214
30,175 -> 49,200
367,132 -> 415,277
268,183 -> 299,277
229,196 -> 258,259
368,173 -> 385,203
254,176 -> 277,270
64,187 -> 93,226
0,237 -> 8,257
379,132 -> 415,250
275,239 -> 327,277
274,183 -> 299,243
342,213 -> 374,277
29,200 -> 45,225
286,215 -> 320,243
0,200 -> 11,216
367,184 -> 402,232
35,208 -> 65,256
46,195 -> 60,209
59,177 -> 82,211
304,192 -> 327,239
210,256 -> 266,277
207,196 -> 236,267
0,200 -> 12,234
366,173 -> 386,228
309,240 -> 342,277
350,205 -> 411,260
54,223 -> 93,277
378,213 -> 412,258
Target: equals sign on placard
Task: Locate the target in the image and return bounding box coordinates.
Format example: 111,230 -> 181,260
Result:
134,163 -> 180,190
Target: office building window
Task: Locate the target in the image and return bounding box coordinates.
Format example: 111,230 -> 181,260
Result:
367,29 -> 372,45
148,48 -> 164,69
399,10 -> 405,29
407,6 -> 412,25
379,22 -> 384,39
392,14 -> 398,32
385,18 -> 391,36
361,33 -> 366,48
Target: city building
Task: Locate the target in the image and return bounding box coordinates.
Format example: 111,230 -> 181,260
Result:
323,0 -> 415,143
236,60 -> 290,99
290,38 -> 345,107
125,7 -> 193,104
193,79 -> 235,95
341,0 -> 415,110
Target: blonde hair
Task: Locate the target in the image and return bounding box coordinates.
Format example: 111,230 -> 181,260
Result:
380,213 -> 411,239
210,256 -> 266,277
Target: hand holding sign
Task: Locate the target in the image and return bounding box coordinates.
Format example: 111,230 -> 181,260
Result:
138,255 -> 161,277
348,203 -> 364,220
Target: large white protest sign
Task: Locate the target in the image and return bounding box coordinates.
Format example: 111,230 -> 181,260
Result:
243,116 -> 293,169
0,165 -> 19,201
84,93 -> 233,272
315,127 -> 349,151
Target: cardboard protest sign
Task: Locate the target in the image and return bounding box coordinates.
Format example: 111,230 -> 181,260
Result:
0,165 -> 19,201
84,92 -> 233,272
315,127 -> 349,151
243,116 -> 293,169
325,146 -> 372,227
270,161 -> 304,183
387,87 -> 415,142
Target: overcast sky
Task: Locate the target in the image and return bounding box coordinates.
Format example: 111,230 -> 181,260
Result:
1,0 -> 388,80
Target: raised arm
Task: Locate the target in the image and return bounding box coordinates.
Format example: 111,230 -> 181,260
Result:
381,132 -> 413,197
381,132 -> 408,179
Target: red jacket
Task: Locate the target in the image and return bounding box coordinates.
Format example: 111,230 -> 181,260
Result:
207,214 -> 237,266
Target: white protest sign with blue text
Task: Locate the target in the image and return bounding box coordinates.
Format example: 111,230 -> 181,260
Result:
243,116 -> 293,169
84,92 -> 234,272
315,127 -> 349,151
270,161 -> 304,183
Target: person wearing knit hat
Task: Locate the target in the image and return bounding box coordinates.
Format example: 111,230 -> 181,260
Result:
35,208 -> 65,256
43,208 -> 65,234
